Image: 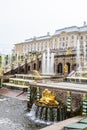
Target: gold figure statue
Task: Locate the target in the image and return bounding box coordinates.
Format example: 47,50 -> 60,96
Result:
32,70 -> 40,76
66,50 -> 72,55
0,67 -> 4,76
64,64 -> 68,73
32,70 -> 42,79
39,89 -> 59,105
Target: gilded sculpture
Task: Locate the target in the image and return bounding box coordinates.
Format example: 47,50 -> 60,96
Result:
64,64 -> 68,73
0,67 -> 4,76
39,89 -> 59,105
32,70 -> 42,79
66,50 -> 72,55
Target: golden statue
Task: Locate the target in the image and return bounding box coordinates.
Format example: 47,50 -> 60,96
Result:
0,67 -> 4,76
39,89 -> 59,105
32,70 -> 40,76
64,64 -> 68,73
32,70 -> 42,79
66,50 -> 72,55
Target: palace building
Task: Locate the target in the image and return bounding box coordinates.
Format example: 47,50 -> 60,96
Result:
14,24 -> 87,75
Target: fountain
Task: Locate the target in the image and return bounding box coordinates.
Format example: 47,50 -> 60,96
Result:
67,40 -> 87,83
42,48 -> 55,75
76,39 -> 81,70
27,89 -> 67,123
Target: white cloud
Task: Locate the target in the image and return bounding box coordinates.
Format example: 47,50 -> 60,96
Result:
0,0 -> 87,54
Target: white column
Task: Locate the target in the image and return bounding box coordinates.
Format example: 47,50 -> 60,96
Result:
74,35 -> 77,48
36,43 -> 37,51
39,43 -> 41,51
50,53 -> 54,73
53,40 -> 55,49
42,52 -> 46,74
76,40 -> 81,70
47,48 -> 50,73
84,41 -> 86,65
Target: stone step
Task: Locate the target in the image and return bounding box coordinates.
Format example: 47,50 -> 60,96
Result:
9,78 -> 34,82
2,82 -> 29,89
9,78 -> 35,86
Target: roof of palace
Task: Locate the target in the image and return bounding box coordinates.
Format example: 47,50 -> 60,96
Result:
25,34 -> 51,43
15,25 -> 87,45
25,25 -> 87,43
54,25 -> 87,35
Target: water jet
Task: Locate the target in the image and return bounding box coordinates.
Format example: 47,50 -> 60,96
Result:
27,89 -> 67,123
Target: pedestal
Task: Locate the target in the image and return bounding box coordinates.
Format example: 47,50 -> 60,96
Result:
64,72 -> 68,79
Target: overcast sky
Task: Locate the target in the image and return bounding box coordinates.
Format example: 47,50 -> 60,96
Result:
0,0 -> 87,54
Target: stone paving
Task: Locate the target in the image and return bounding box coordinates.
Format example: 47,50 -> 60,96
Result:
0,87 -> 27,100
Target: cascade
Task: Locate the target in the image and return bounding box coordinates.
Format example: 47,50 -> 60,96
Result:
42,48 -> 54,74
42,52 -> 46,74
26,89 -> 67,124
47,48 -> 50,74
50,53 -> 54,73
76,40 -> 81,70
67,40 -> 87,83
27,103 -> 66,123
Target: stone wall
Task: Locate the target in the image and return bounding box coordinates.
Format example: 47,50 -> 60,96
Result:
29,85 -> 82,113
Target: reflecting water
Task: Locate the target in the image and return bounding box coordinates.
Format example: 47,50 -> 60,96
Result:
0,96 -> 47,130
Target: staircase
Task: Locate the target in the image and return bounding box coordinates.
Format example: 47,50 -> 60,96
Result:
4,55 -> 40,75
2,74 -> 35,92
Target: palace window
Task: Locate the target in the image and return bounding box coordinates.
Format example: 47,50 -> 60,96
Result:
72,35 -> 74,39
80,36 -> 83,40
66,36 -> 68,40
62,42 -> 64,47
66,43 -> 68,47
63,37 -> 65,40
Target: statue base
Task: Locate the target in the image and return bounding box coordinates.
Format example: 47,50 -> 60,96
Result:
34,101 -> 66,122
64,72 -> 68,78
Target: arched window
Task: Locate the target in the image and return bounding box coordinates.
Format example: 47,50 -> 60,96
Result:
28,66 -> 30,71
39,61 -> 41,69
57,63 -> 63,73
66,63 -> 70,74
34,63 -> 36,70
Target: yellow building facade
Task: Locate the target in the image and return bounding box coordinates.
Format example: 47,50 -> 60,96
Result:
14,25 -> 87,56
12,24 -> 87,74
